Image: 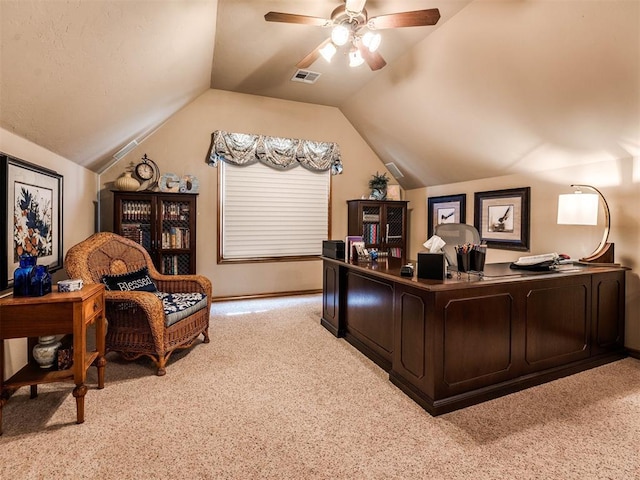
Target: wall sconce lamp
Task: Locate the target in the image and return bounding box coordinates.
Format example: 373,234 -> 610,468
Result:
557,184 -> 614,263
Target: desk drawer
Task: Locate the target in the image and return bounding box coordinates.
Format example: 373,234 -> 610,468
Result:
83,291 -> 104,323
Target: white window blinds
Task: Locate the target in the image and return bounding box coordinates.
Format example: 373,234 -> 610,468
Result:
220,161 -> 330,260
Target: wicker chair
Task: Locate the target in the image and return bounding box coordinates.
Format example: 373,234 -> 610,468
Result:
64,232 -> 212,376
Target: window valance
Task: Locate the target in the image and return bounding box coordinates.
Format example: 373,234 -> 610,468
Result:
206,130 -> 343,175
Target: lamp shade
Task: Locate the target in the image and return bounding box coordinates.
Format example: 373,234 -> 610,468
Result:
319,42 -> 337,62
557,192 -> 599,225
362,32 -> 381,52
349,48 -> 364,67
331,25 -> 350,46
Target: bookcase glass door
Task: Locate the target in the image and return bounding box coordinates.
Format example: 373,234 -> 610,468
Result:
160,199 -> 192,275
385,204 -> 405,258
361,205 -> 381,246
120,198 -> 153,250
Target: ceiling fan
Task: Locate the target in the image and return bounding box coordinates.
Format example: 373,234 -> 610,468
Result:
264,0 -> 440,71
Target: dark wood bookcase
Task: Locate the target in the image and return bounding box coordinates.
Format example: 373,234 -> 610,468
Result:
113,191 -> 197,275
347,199 -> 408,260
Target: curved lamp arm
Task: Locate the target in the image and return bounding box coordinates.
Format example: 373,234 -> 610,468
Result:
571,184 -> 611,260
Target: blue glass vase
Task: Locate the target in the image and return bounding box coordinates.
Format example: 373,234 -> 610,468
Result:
13,255 -> 37,297
29,265 -> 52,297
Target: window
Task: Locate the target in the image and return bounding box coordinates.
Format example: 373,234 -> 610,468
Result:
219,161 -> 330,262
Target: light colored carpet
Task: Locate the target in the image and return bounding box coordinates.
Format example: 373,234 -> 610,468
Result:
1,294 -> 639,479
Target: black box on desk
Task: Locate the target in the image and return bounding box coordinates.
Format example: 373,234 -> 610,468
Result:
417,252 -> 446,280
322,240 -> 345,260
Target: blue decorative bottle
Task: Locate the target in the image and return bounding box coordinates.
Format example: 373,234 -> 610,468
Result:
13,254 -> 37,297
29,265 -> 52,297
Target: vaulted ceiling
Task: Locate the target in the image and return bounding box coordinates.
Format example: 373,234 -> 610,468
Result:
1,0 -> 638,189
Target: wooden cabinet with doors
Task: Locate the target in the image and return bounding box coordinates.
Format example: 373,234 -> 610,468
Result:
347,199 -> 408,260
113,191 -> 197,275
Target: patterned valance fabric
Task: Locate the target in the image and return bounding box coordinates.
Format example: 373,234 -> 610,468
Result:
206,130 -> 343,175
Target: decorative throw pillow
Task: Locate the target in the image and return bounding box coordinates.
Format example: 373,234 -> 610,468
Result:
101,266 -> 158,292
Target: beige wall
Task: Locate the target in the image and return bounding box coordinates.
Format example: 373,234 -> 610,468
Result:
99,89 -> 398,298
1,127 -> 98,378
407,157 -> 640,350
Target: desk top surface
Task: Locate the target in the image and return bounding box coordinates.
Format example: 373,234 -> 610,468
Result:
322,257 -> 626,292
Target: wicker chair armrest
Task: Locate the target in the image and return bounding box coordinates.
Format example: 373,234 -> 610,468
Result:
152,274 -> 212,298
104,290 -> 166,334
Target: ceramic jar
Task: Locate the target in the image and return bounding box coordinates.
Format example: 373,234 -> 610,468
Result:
114,171 -> 140,191
32,335 -> 62,369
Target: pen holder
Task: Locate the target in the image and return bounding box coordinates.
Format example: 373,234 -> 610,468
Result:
471,250 -> 486,272
457,252 -> 471,273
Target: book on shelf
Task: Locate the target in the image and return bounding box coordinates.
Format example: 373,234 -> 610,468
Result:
163,202 -> 190,221
122,201 -> 150,221
162,255 -> 181,275
363,223 -> 378,244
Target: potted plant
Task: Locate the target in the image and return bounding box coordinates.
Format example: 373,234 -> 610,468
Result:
368,172 -> 389,200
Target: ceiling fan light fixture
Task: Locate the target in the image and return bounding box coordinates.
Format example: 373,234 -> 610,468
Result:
349,48 -> 364,67
362,31 -> 381,52
319,42 -> 337,62
331,24 -> 350,46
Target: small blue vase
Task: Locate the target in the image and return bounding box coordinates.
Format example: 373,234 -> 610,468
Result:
13,255 -> 37,297
29,265 -> 52,297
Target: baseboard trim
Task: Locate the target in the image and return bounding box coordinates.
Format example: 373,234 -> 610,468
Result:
212,289 -> 322,303
627,347 -> 640,360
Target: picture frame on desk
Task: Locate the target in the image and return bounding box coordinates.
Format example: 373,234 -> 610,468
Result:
345,235 -> 363,262
427,194 -> 466,238
474,187 -> 530,251
0,154 -> 63,290
352,241 -> 369,261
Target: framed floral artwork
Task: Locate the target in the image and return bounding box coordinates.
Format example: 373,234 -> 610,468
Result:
427,194 -> 466,238
1,154 -> 63,289
474,187 -> 530,251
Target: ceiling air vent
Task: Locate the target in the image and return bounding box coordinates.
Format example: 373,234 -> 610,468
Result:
291,69 -> 322,84
385,162 -> 404,179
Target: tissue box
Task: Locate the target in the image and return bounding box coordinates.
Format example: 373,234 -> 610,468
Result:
58,278 -> 83,292
417,252 -> 446,280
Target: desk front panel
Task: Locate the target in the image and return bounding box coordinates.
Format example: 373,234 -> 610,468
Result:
344,271 -> 394,369
592,271 -> 625,354
322,258 -> 626,414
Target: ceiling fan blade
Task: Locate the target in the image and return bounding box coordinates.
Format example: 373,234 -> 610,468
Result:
264,11 -> 331,27
357,43 -> 387,71
296,38 -> 332,69
345,0 -> 367,14
368,8 -> 441,29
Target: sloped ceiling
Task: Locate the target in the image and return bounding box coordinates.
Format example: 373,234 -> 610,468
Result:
0,0 -> 218,171
1,0 -> 638,189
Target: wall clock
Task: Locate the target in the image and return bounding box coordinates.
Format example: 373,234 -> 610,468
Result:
134,154 -> 160,190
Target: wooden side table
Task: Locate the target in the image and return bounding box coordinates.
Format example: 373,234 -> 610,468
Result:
0,283 -> 106,434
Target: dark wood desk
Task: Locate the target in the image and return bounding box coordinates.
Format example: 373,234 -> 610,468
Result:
322,258 -> 626,415
0,284 -> 106,434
